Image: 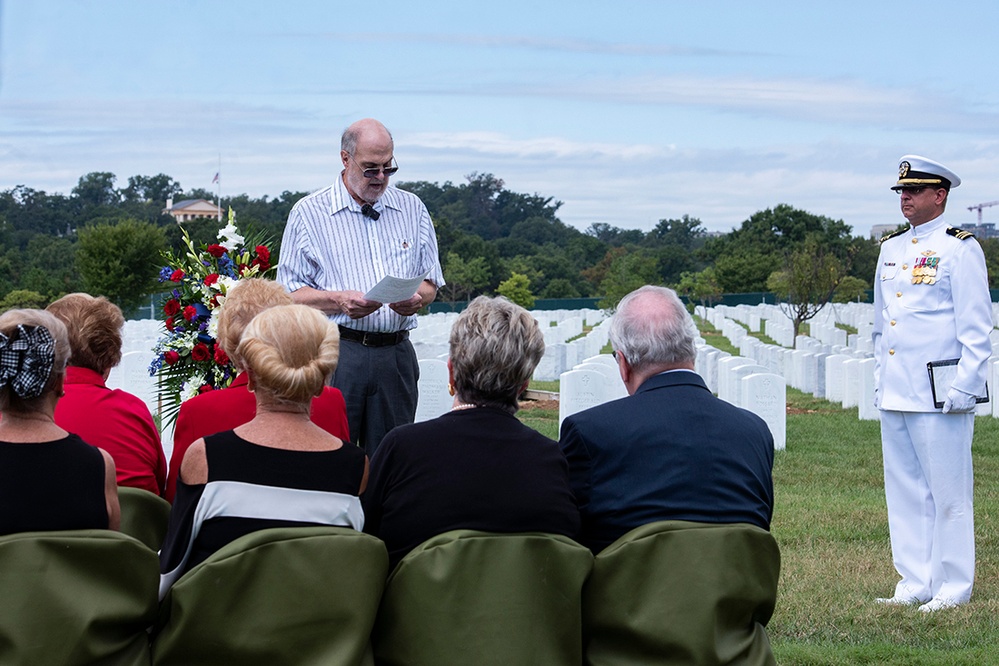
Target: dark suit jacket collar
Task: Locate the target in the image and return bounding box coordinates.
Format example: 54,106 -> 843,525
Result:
635,369 -> 709,395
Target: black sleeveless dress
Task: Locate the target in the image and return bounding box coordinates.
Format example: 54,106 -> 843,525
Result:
0,434 -> 108,535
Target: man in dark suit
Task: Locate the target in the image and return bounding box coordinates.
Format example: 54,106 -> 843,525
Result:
559,285 -> 775,553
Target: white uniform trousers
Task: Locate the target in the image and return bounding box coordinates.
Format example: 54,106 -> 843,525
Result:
880,410 -> 975,604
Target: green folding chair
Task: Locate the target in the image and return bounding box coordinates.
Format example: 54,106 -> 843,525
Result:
373,530 -> 594,666
583,520 -> 781,666
118,486 -> 171,551
0,529 -> 159,666
152,526 -> 388,666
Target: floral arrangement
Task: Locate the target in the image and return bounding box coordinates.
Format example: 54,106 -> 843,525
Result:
149,209 -> 274,424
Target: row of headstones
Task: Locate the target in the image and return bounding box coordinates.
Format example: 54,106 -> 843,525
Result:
412,311 -> 615,423
110,308 -> 610,412
700,303 -> 999,422
548,342 -> 788,452
410,309 -> 610,382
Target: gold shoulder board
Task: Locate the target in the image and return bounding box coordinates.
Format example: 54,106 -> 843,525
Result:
880,227 -> 908,243
946,227 -> 976,240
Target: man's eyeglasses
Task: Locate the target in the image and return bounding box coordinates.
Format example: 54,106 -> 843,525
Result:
349,154 -> 399,179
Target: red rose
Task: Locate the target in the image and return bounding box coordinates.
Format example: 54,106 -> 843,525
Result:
251,257 -> 271,271
206,244 -> 227,258
170,269 -> 185,282
183,305 -> 197,321
204,273 -> 220,286
165,317 -> 175,332
210,294 -> 221,308
163,299 -> 181,316
164,350 -> 180,365
198,384 -> 214,394
191,343 -> 211,362
214,346 -> 230,365
255,245 -> 270,263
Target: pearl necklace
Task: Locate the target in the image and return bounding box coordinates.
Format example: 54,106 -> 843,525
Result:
451,403 -> 479,411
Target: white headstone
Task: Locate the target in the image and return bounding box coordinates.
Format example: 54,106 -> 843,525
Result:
415,359 -> 451,423
842,358 -> 861,408
742,373 -> 787,450
857,358 -> 880,421
559,368 -> 613,430
825,354 -> 850,404
106,350 -> 158,418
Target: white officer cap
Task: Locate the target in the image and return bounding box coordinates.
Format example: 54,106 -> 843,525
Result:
891,155 -> 961,191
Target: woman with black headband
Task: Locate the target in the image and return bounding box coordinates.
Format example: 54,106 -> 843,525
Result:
0,309 -> 120,535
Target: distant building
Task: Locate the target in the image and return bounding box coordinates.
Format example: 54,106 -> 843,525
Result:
870,223 -> 902,239
962,223 -> 997,239
163,198 -> 222,223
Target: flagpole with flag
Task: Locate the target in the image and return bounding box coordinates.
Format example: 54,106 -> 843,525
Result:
213,154 -> 221,222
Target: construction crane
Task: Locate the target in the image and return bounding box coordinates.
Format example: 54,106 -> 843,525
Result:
968,200 -> 999,223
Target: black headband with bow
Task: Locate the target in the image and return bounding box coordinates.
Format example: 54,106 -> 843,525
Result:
0,324 -> 56,400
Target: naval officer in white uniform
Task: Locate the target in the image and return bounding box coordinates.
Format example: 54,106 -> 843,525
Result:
873,155 -> 993,612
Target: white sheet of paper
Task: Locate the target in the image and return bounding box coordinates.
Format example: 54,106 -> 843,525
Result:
364,271 -> 430,303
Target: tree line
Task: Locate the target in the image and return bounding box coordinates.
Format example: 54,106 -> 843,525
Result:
4,170 -> 998,318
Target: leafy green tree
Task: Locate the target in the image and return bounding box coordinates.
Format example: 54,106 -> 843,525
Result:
540,278 -> 581,299
702,204 -> 854,293
713,249 -> 778,293
441,251 -> 490,304
597,249 -> 660,311
833,275 -> 869,303
645,215 -> 706,249
76,218 -> 168,312
981,238 -> 999,288
0,289 -> 48,312
585,222 -> 644,246
19,236 -> 82,299
766,239 -> 845,342
122,174 -> 183,205
72,172 -> 120,208
675,267 -> 722,312
497,272 -> 535,310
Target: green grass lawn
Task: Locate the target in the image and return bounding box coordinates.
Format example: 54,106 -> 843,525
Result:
519,369 -> 999,663
771,391 -> 999,665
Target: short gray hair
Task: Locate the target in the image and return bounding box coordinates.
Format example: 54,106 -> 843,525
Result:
449,296 -> 545,413
609,285 -> 697,374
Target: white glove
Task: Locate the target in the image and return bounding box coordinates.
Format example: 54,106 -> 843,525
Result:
942,387 -> 977,414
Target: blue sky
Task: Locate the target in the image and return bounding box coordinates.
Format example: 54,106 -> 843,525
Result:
2,1 -> 998,237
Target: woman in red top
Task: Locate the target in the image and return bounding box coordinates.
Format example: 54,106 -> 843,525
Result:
167,279 -> 351,502
48,293 -> 167,496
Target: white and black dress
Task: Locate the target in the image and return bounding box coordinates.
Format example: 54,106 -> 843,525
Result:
158,430 -> 366,599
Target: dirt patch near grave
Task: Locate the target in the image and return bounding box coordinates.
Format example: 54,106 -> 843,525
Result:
519,399 -> 559,411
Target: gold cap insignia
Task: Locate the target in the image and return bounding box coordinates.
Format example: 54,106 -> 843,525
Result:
899,161 -> 911,179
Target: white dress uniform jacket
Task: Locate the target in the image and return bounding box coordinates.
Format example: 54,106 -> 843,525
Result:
873,215 -> 993,412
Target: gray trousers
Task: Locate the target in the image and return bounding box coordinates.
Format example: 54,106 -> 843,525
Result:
331,338 -> 419,456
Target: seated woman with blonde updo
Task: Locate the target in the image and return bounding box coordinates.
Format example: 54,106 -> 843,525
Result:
0,309 -> 120,535
158,304 -> 367,597
167,278 -> 350,502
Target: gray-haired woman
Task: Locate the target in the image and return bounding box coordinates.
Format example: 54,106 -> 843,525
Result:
362,296 -> 580,568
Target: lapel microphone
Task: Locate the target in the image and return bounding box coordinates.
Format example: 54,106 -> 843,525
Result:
361,203 -> 380,220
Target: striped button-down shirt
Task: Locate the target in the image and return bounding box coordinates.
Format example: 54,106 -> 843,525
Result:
278,174 -> 445,333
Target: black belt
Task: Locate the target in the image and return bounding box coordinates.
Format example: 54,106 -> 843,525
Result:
338,326 -> 409,348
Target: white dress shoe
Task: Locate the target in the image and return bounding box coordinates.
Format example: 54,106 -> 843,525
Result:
875,596 -> 921,606
918,598 -> 962,613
